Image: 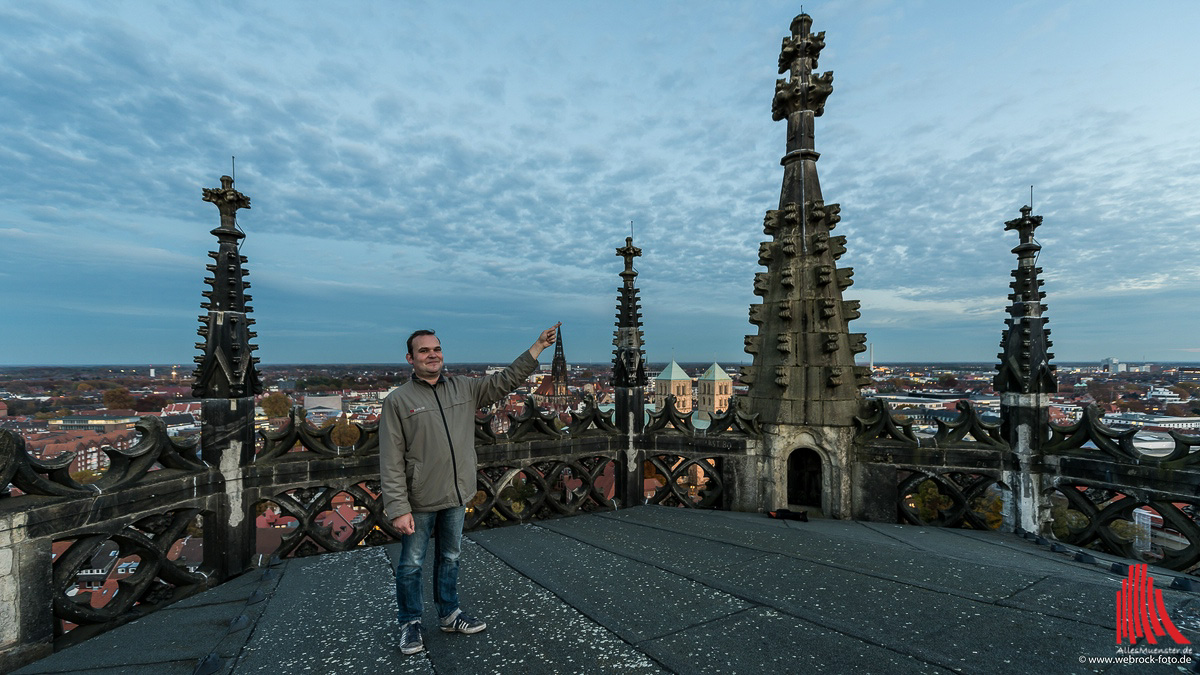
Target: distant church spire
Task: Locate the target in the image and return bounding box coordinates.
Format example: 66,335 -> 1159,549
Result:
994,205 -> 1056,394
192,175 -> 262,398
740,13 -> 867,426
550,326 -> 568,399
533,324 -> 573,410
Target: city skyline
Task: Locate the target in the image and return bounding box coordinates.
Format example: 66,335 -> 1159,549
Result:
2,1 -> 1199,366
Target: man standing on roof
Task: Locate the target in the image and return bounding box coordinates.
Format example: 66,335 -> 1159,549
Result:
380,323 -> 560,656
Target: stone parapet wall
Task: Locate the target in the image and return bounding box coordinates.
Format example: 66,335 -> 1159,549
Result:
0,392 -> 762,669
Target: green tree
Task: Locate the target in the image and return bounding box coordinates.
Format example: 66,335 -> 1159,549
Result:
260,392 -> 293,418
1085,380 -> 1117,403
911,480 -> 952,523
5,399 -> 38,416
102,387 -> 135,410
71,469 -> 102,485
135,395 -> 169,412
322,417 -> 361,447
1114,399 -> 1146,413
1166,403 -> 1192,417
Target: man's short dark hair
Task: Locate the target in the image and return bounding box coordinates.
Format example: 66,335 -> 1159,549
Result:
407,329 -> 437,356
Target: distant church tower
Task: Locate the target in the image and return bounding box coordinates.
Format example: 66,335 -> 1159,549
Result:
533,326 -> 573,411
739,14 -> 869,517
696,363 -> 732,420
549,326 -> 570,400
654,360 -> 692,413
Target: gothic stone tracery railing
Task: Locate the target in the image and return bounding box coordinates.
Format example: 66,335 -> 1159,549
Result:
854,398 -> 1200,576
854,399 -> 1012,530
1041,406 -> 1200,574
0,393 -> 758,666
0,424 -> 225,655
640,394 -> 761,511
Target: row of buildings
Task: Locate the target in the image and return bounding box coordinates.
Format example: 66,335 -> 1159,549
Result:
5,352 -> 1198,473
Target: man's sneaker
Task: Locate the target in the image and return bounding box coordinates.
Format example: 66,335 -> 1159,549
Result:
440,609 -> 486,634
399,621 -> 424,654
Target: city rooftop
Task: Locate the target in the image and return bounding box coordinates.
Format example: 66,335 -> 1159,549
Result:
15,507 -> 1200,674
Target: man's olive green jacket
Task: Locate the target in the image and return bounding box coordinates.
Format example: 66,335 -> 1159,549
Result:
379,350 -> 538,519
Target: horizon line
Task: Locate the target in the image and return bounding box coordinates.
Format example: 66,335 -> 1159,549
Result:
3,360 -> 1200,369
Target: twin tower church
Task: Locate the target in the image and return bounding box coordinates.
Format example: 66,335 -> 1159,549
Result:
653,361 -> 733,422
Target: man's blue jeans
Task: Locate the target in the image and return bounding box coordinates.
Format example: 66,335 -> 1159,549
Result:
395,506 -> 464,623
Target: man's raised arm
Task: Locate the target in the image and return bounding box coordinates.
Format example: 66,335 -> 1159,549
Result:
474,323 -> 560,407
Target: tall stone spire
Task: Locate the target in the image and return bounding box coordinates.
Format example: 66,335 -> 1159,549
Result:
550,326 -> 569,399
192,175 -> 262,398
612,236 -> 647,389
741,13 -> 867,427
612,236 -> 646,434
994,205 -> 1056,394
533,326 -> 572,411
994,205 -> 1056,534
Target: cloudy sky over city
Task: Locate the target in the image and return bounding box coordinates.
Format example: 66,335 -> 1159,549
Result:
2,0 -> 1198,366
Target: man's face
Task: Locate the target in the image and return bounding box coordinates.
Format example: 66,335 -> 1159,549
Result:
407,334 -> 443,381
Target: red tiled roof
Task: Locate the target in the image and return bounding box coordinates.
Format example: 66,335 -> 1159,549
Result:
163,403 -> 203,415
42,442 -> 82,457
534,377 -> 556,397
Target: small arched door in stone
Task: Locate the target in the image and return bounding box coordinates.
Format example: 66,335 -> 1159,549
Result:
786,448 -> 823,509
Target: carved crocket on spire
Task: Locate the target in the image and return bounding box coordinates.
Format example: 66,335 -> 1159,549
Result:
994,205 -> 1057,394
192,175 -> 262,399
741,13 -> 868,428
772,13 -> 834,121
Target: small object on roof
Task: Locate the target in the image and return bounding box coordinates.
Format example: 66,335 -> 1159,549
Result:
767,508 -> 808,522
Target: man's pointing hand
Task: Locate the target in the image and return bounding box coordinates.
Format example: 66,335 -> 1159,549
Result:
530,322 -> 561,358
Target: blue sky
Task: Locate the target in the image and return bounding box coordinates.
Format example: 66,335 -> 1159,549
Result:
2,1 -> 1198,366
